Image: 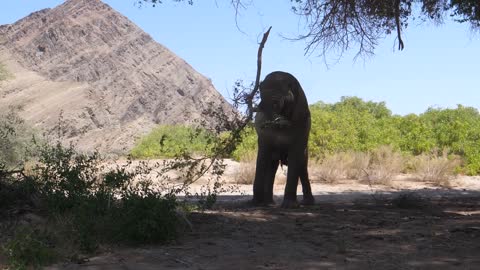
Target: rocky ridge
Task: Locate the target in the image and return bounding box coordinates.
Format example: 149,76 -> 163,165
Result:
0,0 -> 234,153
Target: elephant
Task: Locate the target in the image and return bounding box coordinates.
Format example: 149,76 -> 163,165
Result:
252,71 -> 315,208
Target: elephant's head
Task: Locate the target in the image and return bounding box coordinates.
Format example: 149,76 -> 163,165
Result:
258,72 -> 297,123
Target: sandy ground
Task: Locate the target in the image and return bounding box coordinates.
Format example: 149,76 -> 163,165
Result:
40,159 -> 480,270
2,159 -> 479,269
49,195 -> 480,270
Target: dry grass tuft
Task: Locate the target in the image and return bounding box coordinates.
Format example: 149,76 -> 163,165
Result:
275,166 -> 287,186
309,151 -> 370,183
233,146 -> 409,187
309,154 -> 347,183
344,151 -> 370,180
233,152 -> 256,185
413,149 -> 461,187
364,145 -> 404,185
231,152 -> 289,186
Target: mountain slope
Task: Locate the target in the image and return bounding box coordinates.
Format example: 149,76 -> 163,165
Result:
0,0 -> 234,154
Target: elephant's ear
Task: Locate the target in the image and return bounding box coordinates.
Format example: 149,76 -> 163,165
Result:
288,82 -> 300,100
281,87 -> 296,118
287,82 -> 299,109
285,88 -> 295,103
258,100 -> 265,111
290,81 -> 310,124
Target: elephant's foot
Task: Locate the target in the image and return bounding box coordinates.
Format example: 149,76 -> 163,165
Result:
264,198 -> 276,206
300,195 -> 315,206
281,198 -> 299,208
250,198 -> 276,207
250,198 -> 264,206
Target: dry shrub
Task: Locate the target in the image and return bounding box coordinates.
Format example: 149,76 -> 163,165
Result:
233,161 -> 256,184
235,147 -> 400,186
343,151 -> 370,180
275,166 -> 287,186
233,151 -> 256,185
413,149 -> 461,186
232,153 -> 287,185
309,153 -> 347,183
365,145 -> 404,185
309,151 -> 370,183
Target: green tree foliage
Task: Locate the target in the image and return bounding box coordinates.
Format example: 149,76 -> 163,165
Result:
130,125 -> 217,158
420,105 -> 480,174
396,113 -> 436,154
309,97 -> 400,155
231,126 -> 257,161
0,108 -> 36,169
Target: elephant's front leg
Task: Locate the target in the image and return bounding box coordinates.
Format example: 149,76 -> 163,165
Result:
252,146 -> 270,205
299,162 -> 315,205
264,159 -> 279,205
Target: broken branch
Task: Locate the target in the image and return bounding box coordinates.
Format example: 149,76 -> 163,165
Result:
245,26 -> 272,120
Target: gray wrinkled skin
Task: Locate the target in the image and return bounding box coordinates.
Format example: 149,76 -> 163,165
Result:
253,71 -> 314,208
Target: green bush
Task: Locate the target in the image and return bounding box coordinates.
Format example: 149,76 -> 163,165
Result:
233,97 -> 480,174
2,227 -> 57,270
0,174 -> 39,213
420,106 -> 480,174
1,140 -> 182,266
231,126 -> 257,161
0,108 -> 37,169
36,142 -> 179,247
309,97 -> 401,156
130,125 -> 217,159
109,193 -> 178,244
308,98 -> 480,174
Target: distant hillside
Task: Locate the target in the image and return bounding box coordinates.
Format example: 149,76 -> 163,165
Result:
0,0 -> 235,154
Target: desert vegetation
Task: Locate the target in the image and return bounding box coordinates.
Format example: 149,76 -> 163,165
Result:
130,125 -> 219,159
133,96 -> 477,181
1,145 -> 181,269
0,111 -> 221,269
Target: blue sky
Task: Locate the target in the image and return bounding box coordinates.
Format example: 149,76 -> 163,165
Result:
1,0 -> 479,115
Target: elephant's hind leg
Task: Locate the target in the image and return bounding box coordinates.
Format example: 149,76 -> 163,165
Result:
299,147 -> 314,205
252,148 -> 267,205
299,166 -> 315,206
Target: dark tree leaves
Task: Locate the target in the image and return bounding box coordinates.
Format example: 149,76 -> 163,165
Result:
138,0 -> 479,60
290,0 -> 479,59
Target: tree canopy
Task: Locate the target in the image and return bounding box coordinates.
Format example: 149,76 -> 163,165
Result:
290,0 -> 479,58
139,0 -> 479,59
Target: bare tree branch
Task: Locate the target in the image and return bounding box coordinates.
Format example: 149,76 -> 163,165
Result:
289,0 -> 407,61
395,0 -> 405,50
247,26 -> 272,119
231,0 -> 249,35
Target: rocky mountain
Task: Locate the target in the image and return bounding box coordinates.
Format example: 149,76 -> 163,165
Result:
0,0 -> 235,154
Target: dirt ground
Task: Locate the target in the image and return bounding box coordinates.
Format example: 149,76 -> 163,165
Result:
42,174 -> 480,270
